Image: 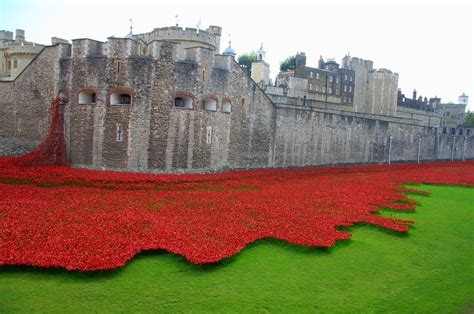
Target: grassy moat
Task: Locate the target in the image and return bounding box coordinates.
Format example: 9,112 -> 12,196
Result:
1,184 -> 472,312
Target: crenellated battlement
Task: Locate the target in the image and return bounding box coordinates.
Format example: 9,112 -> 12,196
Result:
134,25 -> 222,53
70,35 -> 227,69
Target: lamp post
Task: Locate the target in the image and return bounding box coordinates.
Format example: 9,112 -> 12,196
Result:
451,135 -> 456,162
462,136 -> 469,161
388,135 -> 393,165
417,138 -> 422,164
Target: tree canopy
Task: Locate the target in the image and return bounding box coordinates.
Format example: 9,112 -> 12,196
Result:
237,52 -> 257,76
280,55 -> 296,72
465,111 -> 474,127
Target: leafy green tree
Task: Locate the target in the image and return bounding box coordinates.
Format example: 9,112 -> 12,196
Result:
238,52 -> 257,76
465,111 -> 474,127
280,55 -> 296,71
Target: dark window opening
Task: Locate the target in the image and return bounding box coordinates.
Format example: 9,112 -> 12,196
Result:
175,97 -> 184,107
174,95 -> 193,109
110,92 -> 132,105
119,94 -> 131,105
79,91 -> 97,104
442,127 -> 447,134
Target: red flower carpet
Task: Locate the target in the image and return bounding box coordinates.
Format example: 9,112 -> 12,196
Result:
1,98 -> 473,271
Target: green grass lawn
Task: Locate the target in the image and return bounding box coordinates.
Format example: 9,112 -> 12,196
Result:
1,184 -> 473,313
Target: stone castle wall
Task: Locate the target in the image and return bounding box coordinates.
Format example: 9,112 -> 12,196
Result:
0,39 -> 472,171
61,38 -> 274,172
0,44 -> 69,146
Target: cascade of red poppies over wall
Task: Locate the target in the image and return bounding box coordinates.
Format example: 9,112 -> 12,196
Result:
6,97 -> 66,167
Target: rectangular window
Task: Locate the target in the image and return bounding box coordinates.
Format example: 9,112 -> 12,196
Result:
116,125 -> 123,142
336,77 -> 339,84
329,76 -> 333,83
206,126 -> 212,144
309,83 -> 313,90
316,73 -> 320,80
344,85 -> 347,92
316,85 -> 320,92
348,97 -> 352,103
7,61 -> 11,70
349,76 -> 353,82
344,74 -> 347,81
344,96 -> 347,103
310,72 -> 314,79
349,86 -> 352,92
13,60 -> 17,68
323,87 -> 326,93
328,87 -> 332,94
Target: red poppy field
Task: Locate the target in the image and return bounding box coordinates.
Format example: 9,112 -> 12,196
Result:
1,98 -> 474,271
1,157 -> 473,271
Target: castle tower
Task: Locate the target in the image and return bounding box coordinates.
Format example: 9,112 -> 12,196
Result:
251,43 -> 270,85
341,53 -> 351,69
458,92 -> 469,105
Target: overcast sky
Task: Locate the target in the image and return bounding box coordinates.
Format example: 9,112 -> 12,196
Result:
1,0 -> 473,110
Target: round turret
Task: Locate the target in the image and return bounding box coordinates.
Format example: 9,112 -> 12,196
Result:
223,41 -> 236,57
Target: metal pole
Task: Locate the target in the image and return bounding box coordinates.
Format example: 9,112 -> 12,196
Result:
417,138 -> 422,164
462,136 -> 467,161
451,135 -> 456,162
388,136 -> 393,165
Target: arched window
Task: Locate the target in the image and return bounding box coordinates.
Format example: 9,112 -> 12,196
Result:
222,99 -> 231,113
174,94 -> 193,109
79,90 -> 96,104
110,91 -> 132,105
203,97 -> 217,111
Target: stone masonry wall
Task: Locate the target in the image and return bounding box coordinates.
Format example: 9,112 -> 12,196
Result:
1,38 -> 471,172
0,44 -> 68,148
270,105 -> 470,168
